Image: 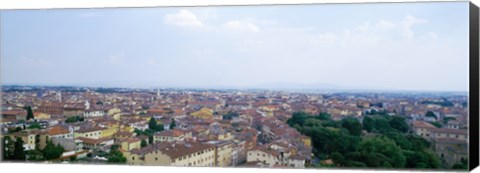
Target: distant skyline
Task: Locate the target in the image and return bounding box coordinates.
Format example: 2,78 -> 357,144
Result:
1,2 -> 470,92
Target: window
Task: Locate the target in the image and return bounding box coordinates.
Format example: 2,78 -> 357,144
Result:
132,157 -> 135,160
155,157 -> 158,161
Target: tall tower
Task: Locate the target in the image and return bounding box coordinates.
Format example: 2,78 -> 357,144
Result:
157,88 -> 161,98
57,92 -> 62,102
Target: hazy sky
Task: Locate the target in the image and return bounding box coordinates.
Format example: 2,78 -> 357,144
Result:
1,2 -> 470,91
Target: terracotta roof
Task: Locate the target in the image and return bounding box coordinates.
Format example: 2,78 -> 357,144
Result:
1,110 -> 27,116
76,126 -> 107,133
47,126 -> 70,136
154,129 -> 186,137
411,121 -> 437,129
78,137 -> 112,145
431,128 -> 468,135
160,142 -> 215,159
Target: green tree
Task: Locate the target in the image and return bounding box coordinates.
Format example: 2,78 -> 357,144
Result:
389,116 -> 409,133
362,116 -> 374,132
357,137 -> 406,168
304,118 -> 323,127
341,117 -> 363,136
403,149 -> 440,168
286,112 -> 310,127
317,112 -> 331,121
330,152 -> 345,166
107,145 -> 127,163
28,122 -> 42,129
452,159 -> 468,170
26,149 -> 45,161
425,111 -> 437,119
170,118 -> 176,129
42,141 -> 64,160
13,137 -> 26,160
140,139 -> 147,148
372,116 -> 391,133
24,106 -> 34,120
148,117 -> 163,132
2,136 -> 14,160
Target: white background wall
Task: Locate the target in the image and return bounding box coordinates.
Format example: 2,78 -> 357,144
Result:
0,0 -> 478,173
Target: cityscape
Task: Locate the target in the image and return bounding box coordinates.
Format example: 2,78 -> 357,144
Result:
0,1 -> 470,171
0,85 -> 469,169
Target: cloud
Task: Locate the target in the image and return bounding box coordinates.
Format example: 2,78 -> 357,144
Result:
223,20 -> 260,32
164,10 -> 202,27
401,15 -> 428,39
314,15 -> 433,46
317,33 -> 336,43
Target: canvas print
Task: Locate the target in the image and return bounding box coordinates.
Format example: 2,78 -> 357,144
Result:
0,1 -> 471,171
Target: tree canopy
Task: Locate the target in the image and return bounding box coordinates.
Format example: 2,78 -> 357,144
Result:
148,117 -> 164,132
107,145 -> 127,163
286,112 -> 441,169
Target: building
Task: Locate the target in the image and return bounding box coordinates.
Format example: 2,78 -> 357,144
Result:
153,129 -> 191,143
117,138 -> 142,151
37,102 -> 64,117
190,107 -> 214,119
84,108 -> 106,118
411,121 -> 437,138
126,141 -> 216,167
205,140 -> 233,167
430,128 -> 468,141
432,137 -> 468,168
74,127 -> 106,139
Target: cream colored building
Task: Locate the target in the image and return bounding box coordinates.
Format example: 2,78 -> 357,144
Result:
118,138 -> 142,151
411,121 -> 437,138
247,148 -> 279,166
126,142 -> 216,167
74,127 -> 105,139
153,129 -> 192,143
205,140 -> 233,167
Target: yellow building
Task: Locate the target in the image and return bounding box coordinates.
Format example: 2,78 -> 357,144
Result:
74,127 -> 106,139
119,138 -> 141,151
126,142 -> 216,166
190,107 -> 214,119
33,112 -> 51,120
100,126 -> 119,138
205,140 -> 233,167
300,136 -> 311,147
5,130 -> 37,151
154,129 -> 188,143
107,108 -> 121,116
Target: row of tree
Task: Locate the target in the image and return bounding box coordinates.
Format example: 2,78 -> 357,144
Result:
2,137 -> 65,161
287,112 -> 441,169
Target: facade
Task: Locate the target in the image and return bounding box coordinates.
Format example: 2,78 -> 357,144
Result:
432,138 -> 468,168
74,127 -> 106,139
126,142 -> 216,167
205,140 -> 233,167
153,129 -> 191,143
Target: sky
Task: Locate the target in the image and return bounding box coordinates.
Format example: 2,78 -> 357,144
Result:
0,2 -> 470,92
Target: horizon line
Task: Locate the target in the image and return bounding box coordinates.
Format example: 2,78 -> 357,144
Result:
0,83 -> 469,94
